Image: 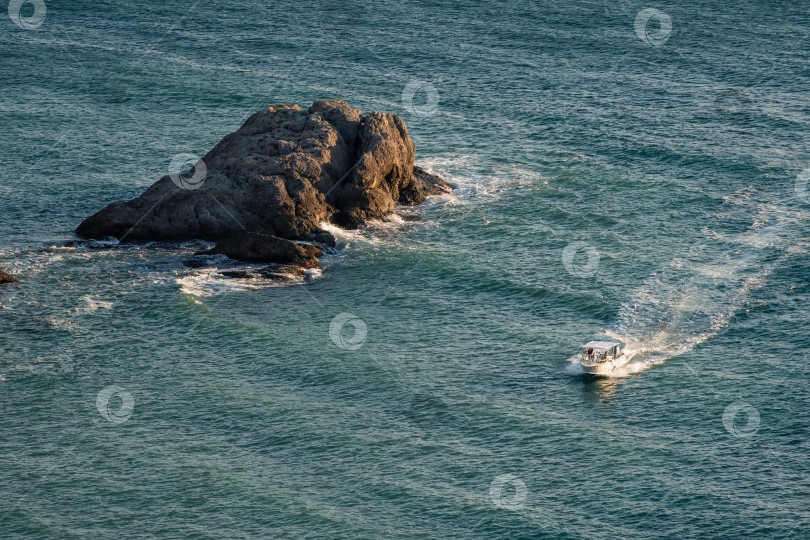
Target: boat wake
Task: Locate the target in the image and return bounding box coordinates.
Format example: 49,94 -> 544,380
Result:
579,197 -> 807,378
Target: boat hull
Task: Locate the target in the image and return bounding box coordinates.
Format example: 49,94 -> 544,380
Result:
578,355 -> 629,376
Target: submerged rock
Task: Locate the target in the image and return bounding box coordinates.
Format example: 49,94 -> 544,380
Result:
220,265 -> 304,281
401,166 -> 453,205
181,258 -> 210,269
0,269 -> 21,284
198,232 -> 322,267
300,229 -> 337,249
219,269 -> 260,279
75,100 -> 451,245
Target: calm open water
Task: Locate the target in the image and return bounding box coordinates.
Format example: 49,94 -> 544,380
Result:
1,1 -> 809,538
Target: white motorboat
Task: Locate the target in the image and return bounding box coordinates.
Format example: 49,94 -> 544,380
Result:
575,340 -> 629,376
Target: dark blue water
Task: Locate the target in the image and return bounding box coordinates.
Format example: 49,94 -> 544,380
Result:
2,1 -> 809,538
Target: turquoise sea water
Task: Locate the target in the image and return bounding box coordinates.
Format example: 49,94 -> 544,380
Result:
2,1 -> 809,538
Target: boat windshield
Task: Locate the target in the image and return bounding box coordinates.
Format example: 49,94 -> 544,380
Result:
582,342 -> 620,362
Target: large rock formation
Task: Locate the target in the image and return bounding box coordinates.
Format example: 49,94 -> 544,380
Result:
76,100 -> 451,248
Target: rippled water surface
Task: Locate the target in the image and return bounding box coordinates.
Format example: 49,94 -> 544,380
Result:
2,1 -> 809,538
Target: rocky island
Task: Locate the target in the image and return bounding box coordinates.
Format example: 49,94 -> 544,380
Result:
76,100 -> 451,275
